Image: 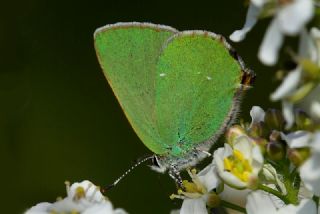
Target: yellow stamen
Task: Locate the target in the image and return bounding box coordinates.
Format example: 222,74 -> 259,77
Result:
223,150 -> 253,182
169,194 -> 176,200
233,149 -> 244,161
74,186 -> 86,200
224,158 -> 233,171
191,168 -> 197,175
183,180 -> 200,193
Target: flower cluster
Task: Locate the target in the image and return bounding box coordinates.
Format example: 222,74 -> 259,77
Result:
25,180 -> 127,214
169,1 -> 320,212
171,106 -> 320,213
230,0 -> 315,66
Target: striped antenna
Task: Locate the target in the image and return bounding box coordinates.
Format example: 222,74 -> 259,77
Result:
103,155 -> 154,192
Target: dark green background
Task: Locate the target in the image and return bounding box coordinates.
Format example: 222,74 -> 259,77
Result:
1,0 -> 279,213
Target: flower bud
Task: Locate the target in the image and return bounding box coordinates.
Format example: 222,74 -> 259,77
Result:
264,109 -> 285,131
226,125 -> 246,145
266,141 -> 286,161
252,137 -> 268,154
288,148 -> 310,167
269,130 -> 281,142
248,121 -> 269,138
295,109 -> 314,130
247,175 -> 259,190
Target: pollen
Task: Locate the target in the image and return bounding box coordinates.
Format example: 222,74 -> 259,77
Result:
183,180 -> 200,193
233,149 -> 244,161
74,186 -> 86,200
170,168 -> 208,200
223,150 -> 253,182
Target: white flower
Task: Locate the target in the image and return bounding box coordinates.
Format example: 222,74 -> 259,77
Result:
214,135 -> 264,189
25,180 -> 127,214
246,190 -> 317,214
230,0 -> 314,65
170,164 -> 220,214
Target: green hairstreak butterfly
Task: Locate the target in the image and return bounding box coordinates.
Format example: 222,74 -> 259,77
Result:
94,22 -> 254,185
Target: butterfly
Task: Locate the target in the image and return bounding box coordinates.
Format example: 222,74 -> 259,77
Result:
94,22 -> 254,187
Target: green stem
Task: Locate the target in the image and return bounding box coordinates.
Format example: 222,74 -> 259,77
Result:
282,163 -> 299,205
258,184 -> 289,204
221,200 -> 246,213
313,195 -> 319,212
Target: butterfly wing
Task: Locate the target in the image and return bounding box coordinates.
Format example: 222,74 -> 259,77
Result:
94,22 -> 177,154
155,31 -> 243,156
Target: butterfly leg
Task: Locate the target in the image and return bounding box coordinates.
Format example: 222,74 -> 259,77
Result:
168,165 -> 184,190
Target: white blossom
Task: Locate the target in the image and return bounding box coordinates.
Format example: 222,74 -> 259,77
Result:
270,27 -> 320,128
170,164 -> 220,214
230,0 -> 314,65
25,180 -> 127,214
214,135 -> 264,189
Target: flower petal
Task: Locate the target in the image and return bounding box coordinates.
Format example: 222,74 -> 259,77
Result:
170,209 -> 180,214
270,67 -> 302,101
258,19 -> 284,65
25,202 -> 52,214
310,27 -> 320,65
229,4 -> 261,42
310,133 -> 320,153
282,101 -> 295,129
250,106 -> 265,127
233,136 -> 252,159
219,185 -> 250,208
251,145 -> 264,173
82,203 -> 113,214
180,198 -> 207,214
246,191 -> 277,214
298,28 -> 317,62
300,154 -> 320,196
311,101 -> 320,119
251,0 -> 267,7
69,180 -> 105,203
277,199 -> 316,214
219,171 -> 247,189
282,131 -> 312,148
197,164 -> 220,191
277,0 -> 314,35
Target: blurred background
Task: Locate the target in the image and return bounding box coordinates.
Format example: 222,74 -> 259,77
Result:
1,0 -> 283,213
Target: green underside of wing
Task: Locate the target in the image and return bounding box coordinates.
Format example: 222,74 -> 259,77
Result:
94,24 -> 176,155
95,24 -> 243,157
155,33 -> 242,156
